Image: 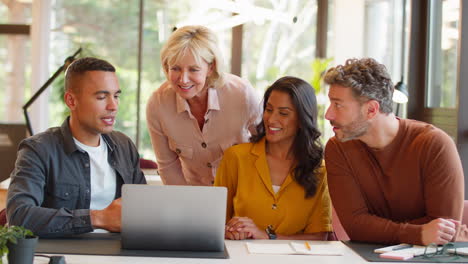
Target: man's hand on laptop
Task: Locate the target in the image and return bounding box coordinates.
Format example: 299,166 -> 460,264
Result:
90,198 -> 122,232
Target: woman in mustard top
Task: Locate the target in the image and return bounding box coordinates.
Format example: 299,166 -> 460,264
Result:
215,76 -> 332,240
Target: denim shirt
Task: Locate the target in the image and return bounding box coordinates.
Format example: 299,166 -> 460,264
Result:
6,118 -> 146,237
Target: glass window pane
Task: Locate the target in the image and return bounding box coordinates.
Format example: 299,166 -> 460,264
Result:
242,0 -> 317,91
0,4 -> 7,23
49,0 -> 140,141
0,2 -> 32,24
138,1 -> 167,161
362,0 -> 408,86
426,0 -> 459,108
0,35 -> 32,123
327,0 -> 407,137
0,2 -> 32,124
49,1 -> 235,161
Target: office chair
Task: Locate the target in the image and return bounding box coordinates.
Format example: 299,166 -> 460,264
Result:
330,205 -> 350,241
463,200 -> 468,226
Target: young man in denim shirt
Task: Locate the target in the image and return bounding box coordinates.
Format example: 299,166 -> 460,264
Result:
7,57 -> 146,237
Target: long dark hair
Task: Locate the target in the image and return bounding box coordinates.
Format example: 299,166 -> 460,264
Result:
251,76 -> 323,198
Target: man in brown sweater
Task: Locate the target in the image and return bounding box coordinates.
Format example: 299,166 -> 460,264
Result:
323,58 -> 466,245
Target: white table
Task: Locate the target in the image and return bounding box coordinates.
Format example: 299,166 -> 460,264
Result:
141,169 -> 163,186
31,240 -> 383,264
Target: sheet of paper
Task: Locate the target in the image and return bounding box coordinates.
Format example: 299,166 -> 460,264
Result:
246,242 -> 343,255
290,242 -> 344,255
390,245 -> 437,257
374,243 -> 412,253
246,242 -> 296,254
448,247 -> 468,256
380,251 -> 414,260
374,244 -> 437,257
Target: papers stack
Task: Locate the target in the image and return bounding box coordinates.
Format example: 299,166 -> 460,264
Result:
447,247 -> 468,256
374,244 -> 439,260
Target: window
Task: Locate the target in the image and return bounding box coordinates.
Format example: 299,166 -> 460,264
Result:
364,0 -> 406,80
49,0 -> 235,160
327,0 -> 408,137
49,1 -> 140,142
0,4 -> 7,23
0,2 -> 32,123
3,1 -> 322,160
426,0 -> 459,108
242,0 -> 318,90
329,0 -> 407,84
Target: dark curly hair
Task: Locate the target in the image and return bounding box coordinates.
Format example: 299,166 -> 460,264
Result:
324,58 -> 394,113
251,76 -> 323,198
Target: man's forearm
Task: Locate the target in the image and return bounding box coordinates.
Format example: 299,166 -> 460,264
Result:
8,205 -> 93,237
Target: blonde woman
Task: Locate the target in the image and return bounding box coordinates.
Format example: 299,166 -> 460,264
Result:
146,25 -> 260,186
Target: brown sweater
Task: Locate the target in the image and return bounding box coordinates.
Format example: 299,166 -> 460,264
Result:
325,118 -> 465,245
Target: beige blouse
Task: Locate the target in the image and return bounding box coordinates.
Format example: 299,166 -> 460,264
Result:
146,73 -> 261,186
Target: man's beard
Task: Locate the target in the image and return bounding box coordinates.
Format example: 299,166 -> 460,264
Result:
332,115 -> 369,142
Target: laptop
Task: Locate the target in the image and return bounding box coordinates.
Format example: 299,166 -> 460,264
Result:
121,185 -> 227,253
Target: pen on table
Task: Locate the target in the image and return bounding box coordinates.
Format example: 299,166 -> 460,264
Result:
304,241 -> 311,251
392,244 -> 412,251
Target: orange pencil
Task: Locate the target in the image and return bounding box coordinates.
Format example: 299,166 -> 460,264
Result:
305,241 -> 311,251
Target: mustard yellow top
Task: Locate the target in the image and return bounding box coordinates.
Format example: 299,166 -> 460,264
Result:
214,138 -> 332,235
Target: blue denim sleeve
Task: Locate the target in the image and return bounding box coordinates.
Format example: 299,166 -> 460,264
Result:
6,140 -> 93,238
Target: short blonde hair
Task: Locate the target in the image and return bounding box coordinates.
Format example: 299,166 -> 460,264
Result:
160,25 -> 224,88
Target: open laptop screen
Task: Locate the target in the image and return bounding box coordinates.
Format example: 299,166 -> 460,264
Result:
121,185 -> 227,252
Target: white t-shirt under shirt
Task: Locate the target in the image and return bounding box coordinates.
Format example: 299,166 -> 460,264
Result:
73,135 -> 116,210
272,185 -> 280,194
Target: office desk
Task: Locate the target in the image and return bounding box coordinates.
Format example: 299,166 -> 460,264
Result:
31,240 -> 386,264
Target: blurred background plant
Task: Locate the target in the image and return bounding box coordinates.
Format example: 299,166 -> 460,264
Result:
310,57 -> 333,144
